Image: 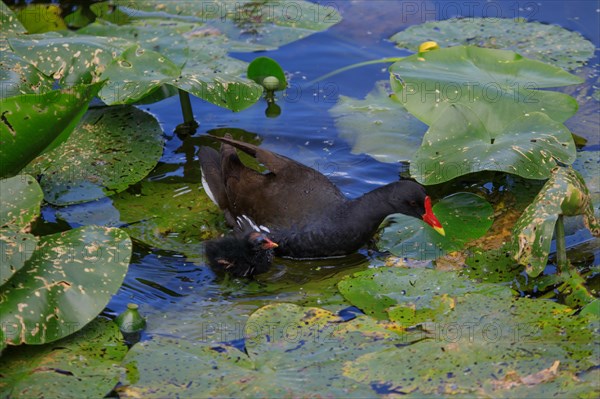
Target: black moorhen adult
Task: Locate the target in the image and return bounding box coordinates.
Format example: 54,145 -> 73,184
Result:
199,135 -> 445,259
205,216 -> 278,277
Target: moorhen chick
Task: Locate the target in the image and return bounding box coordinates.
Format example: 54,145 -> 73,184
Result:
205,216 -> 278,277
200,135 -> 445,259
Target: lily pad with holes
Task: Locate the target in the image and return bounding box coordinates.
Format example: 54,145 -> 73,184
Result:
0,52 -> 54,97
343,289 -> 597,396
389,45 -> 582,136
0,82 -> 104,178
0,225 -> 131,345
118,303 -> 407,398
9,34 -> 132,85
111,179 -> 227,254
26,106 -> 164,205
390,18 -> 596,71
0,317 -> 127,398
1,3 -> 26,46
330,81 -> 427,163
337,267 -> 510,321
378,192 -> 494,260
510,166 -> 600,277
411,104 -> 577,184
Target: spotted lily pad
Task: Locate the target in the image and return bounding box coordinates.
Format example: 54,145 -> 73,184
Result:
510,166 -> 600,277
343,290 -> 597,396
0,175 -> 43,285
411,104 -> 577,184
0,317 -> 127,398
0,52 -> 53,97
27,106 -> 164,205
390,18 -> 595,71
337,267 -> 510,321
111,179 -> 227,254
389,46 -> 582,136
330,80 -> 427,163
0,82 -> 104,178
378,192 -> 494,260
118,303 -> 405,398
0,225 -> 131,345
9,34 -> 132,85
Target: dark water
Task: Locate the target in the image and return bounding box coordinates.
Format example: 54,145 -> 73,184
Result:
37,1 -> 599,335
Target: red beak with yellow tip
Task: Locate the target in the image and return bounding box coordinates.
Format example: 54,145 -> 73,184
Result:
422,196 -> 445,236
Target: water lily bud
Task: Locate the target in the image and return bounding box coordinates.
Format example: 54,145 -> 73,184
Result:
262,76 -> 280,91
418,41 -> 440,53
115,303 -> 146,333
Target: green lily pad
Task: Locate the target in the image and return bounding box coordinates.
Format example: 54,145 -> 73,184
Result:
330,80 -> 427,163
0,317 -> 127,398
343,292 -> 597,396
0,226 -> 131,345
510,166 -> 600,277
378,192 -> 494,260
118,303 -> 406,398
124,0 -> 341,51
0,175 -> 43,285
9,34 -> 132,85
0,52 -> 54,97
389,45 -> 582,136
1,3 -> 26,42
337,267 -> 510,321
572,151 -> 600,210
390,18 -> 596,71
247,56 -> 287,90
99,44 -> 263,111
27,106 -> 164,205
0,82 -> 103,178
411,105 -> 577,184
112,179 -> 227,254
0,174 -> 43,229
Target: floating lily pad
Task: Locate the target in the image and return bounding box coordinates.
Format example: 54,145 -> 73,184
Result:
0,82 -> 103,178
118,303 -> 406,398
0,175 -> 43,285
99,44 -> 263,111
337,267 -> 510,321
0,317 -> 127,398
343,292 -> 597,396
9,34 -> 132,85
378,192 -> 494,260
28,105 -> 163,205
389,46 -> 581,136
0,52 -> 53,97
330,81 -> 427,163
125,0 -> 342,51
412,105 -> 577,184
0,174 -> 43,229
390,18 -> 596,71
510,167 -> 600,277
112,179 -> 227,254
0,226 -> 131,345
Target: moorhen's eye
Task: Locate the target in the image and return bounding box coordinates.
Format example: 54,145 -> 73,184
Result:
409,200 -> 417,207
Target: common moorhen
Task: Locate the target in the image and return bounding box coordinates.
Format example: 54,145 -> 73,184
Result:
200,135 -> 445,258
204,216 -> 278,277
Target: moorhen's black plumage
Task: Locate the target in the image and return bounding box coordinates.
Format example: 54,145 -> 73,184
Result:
200,135 -> 445,259
205,217 -> 278,277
